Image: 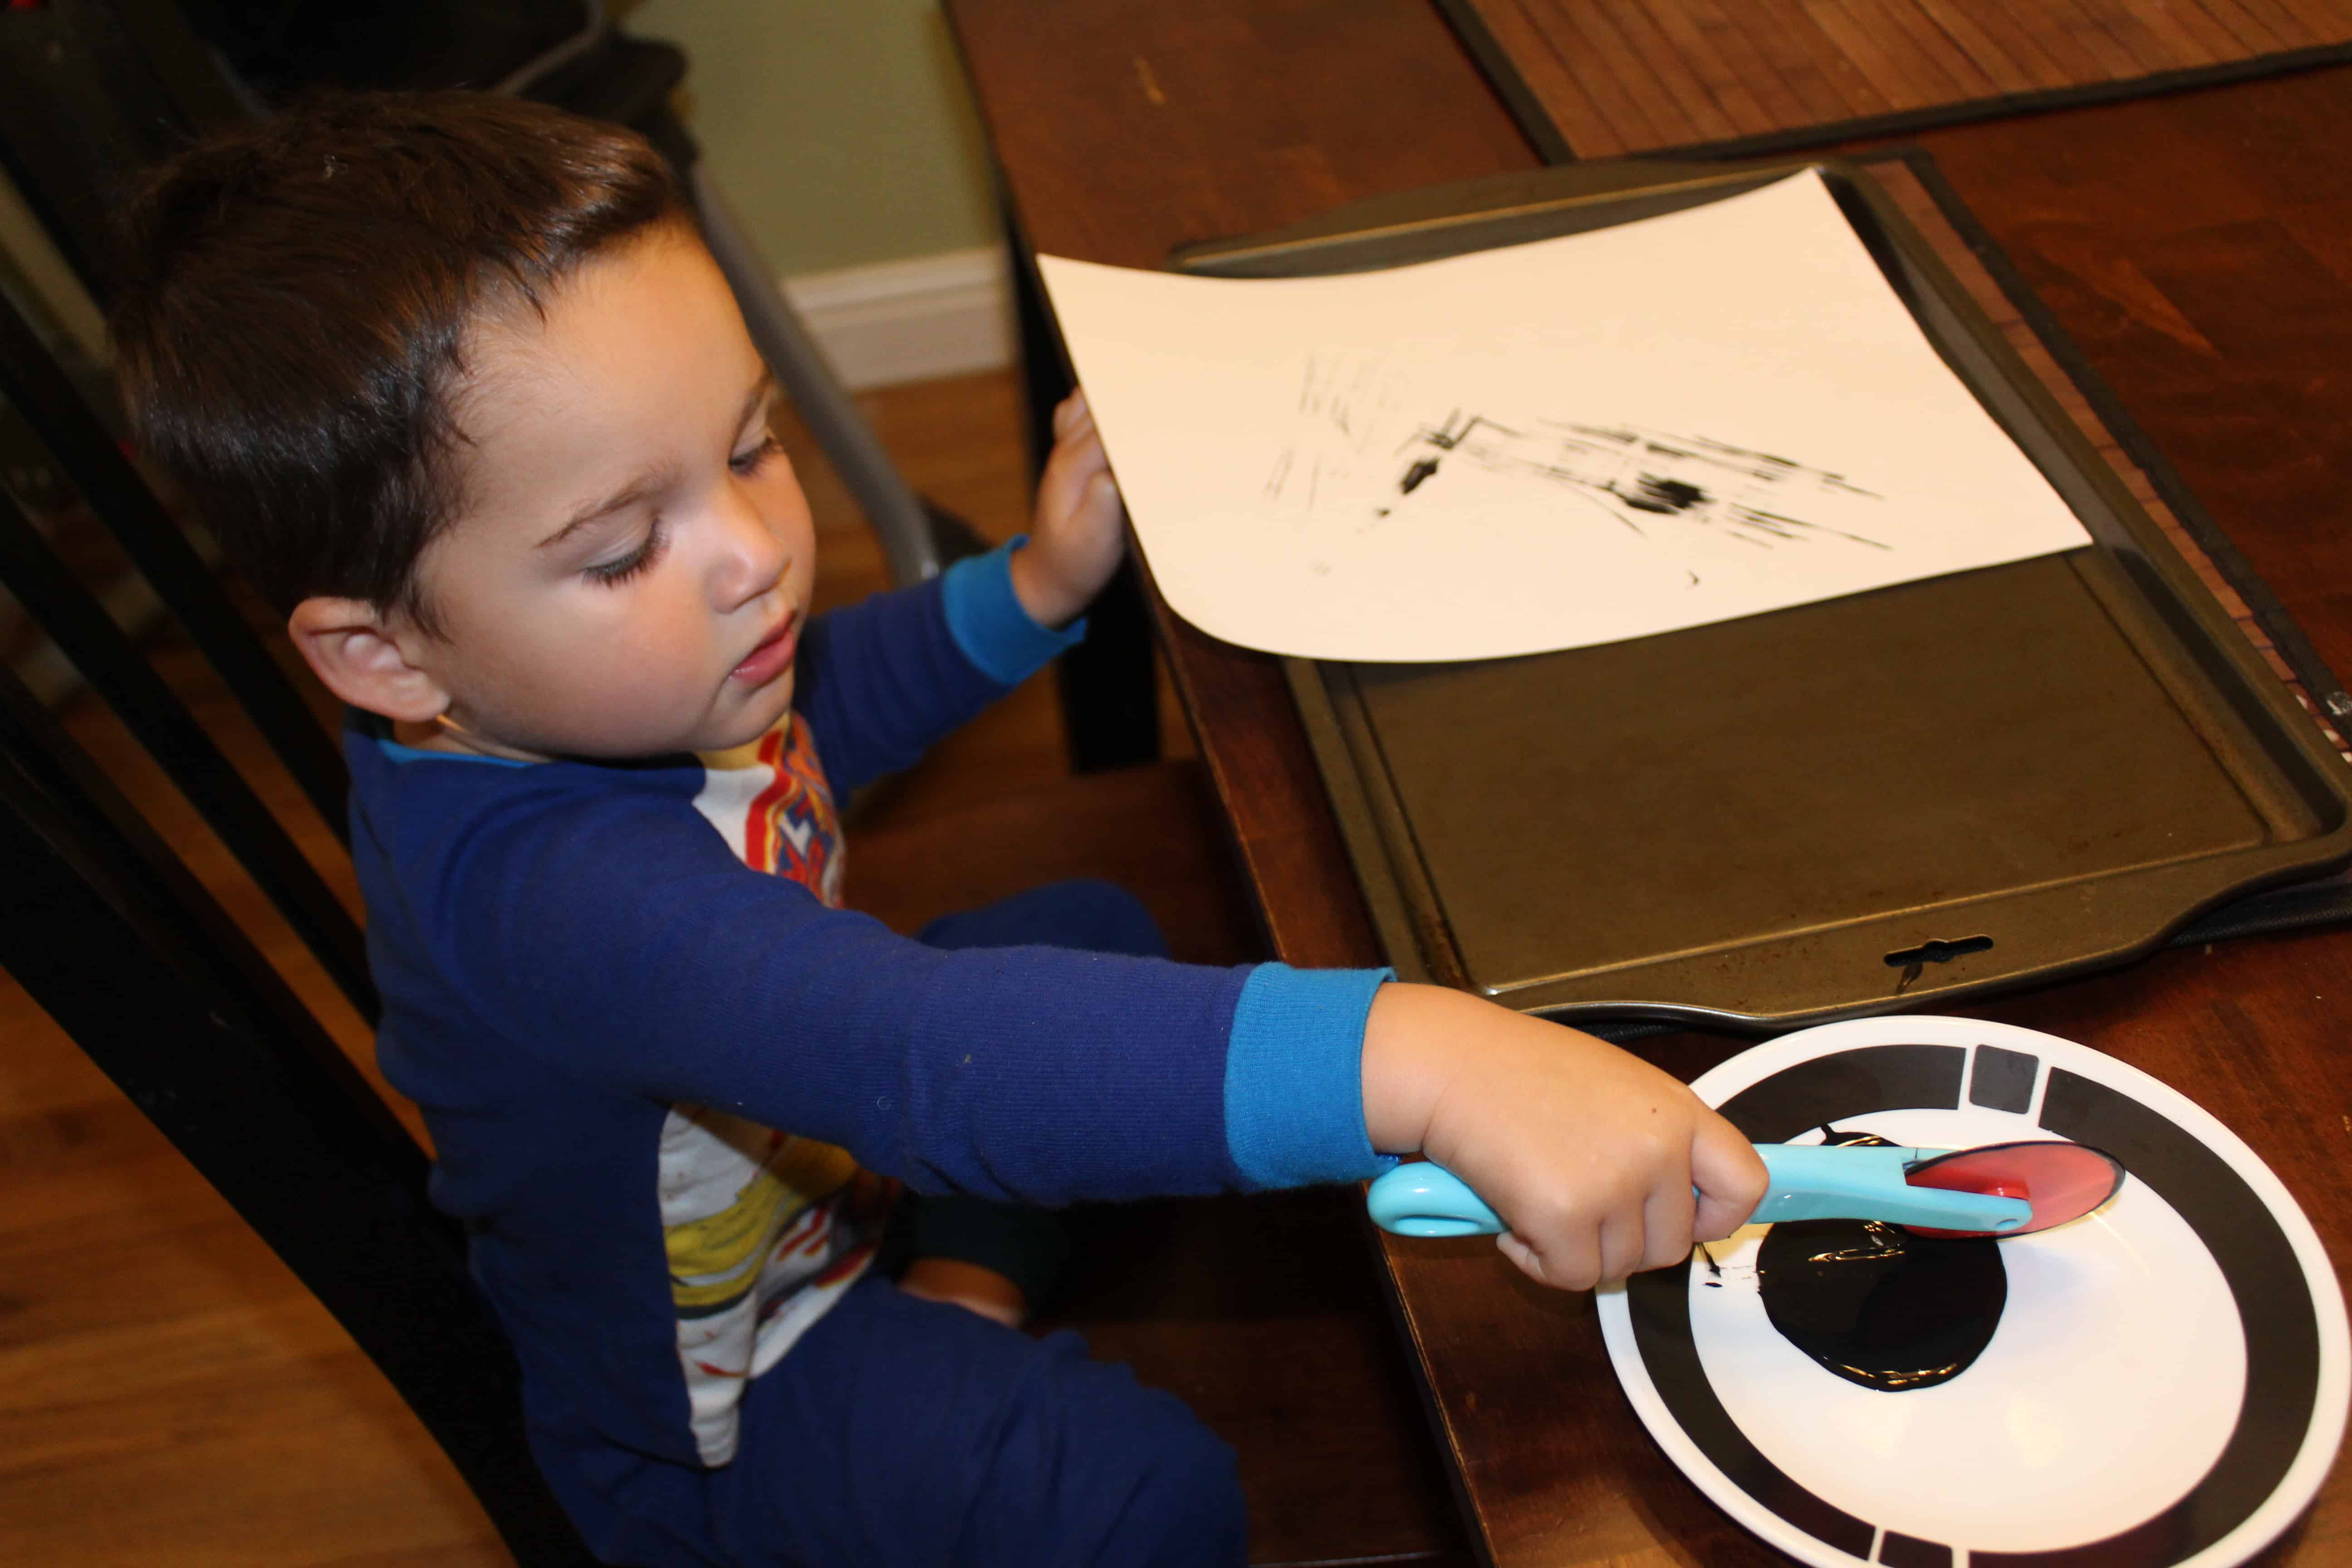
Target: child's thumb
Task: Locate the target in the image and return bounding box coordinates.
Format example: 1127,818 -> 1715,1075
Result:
1690,1119 -> 1767,1241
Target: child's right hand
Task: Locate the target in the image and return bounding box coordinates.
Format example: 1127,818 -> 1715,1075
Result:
1360,983 -> 1767,1291
1009,390 -> 1126,631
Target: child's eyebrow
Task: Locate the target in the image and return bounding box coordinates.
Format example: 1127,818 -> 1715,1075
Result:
735,368 -> 777,433
538,466 -> 678,550
534,371 -> 774,552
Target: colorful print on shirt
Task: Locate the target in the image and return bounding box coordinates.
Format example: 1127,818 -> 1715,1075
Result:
664,711 -> 886,1465
692,710 -> 845,902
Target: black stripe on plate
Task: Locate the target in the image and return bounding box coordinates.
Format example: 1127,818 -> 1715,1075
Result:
1969,1046 -> 2038,1113
1879,1529 -> 1953,1567
1715,1043 -> 1965,1144
1966,1070 -> 2320,1566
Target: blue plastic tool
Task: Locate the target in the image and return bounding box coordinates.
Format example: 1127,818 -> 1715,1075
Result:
1367,1142 -> 2038,1240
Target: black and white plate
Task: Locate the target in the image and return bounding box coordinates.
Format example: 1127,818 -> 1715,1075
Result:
1596,1015 -> 2348,1567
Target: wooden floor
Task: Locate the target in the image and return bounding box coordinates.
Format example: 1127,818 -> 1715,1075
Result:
0,371 -> 1467,1565
1450,0 -> 2352,156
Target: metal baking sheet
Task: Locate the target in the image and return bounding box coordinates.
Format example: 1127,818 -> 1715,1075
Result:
1174,157 -> 2352,1030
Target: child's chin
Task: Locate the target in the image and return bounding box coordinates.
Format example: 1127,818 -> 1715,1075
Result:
711,676 -> 796,748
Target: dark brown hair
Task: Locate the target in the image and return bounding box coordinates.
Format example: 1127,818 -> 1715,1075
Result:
110,90 -> 686,630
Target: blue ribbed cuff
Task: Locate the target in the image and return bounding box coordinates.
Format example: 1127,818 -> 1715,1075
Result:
940,538 -> 1088,686
1223,963 -> 1398,1190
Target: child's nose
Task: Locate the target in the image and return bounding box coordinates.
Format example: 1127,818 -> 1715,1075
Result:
712,484 -> 789,608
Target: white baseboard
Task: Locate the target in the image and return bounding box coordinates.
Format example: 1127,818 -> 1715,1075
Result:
782,246 -> 1014,392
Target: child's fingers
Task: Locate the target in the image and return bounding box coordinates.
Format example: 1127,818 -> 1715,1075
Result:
1596,1210 -> 1647,1286
1040,416 -> 1108,491
1034,425 -> 1116,542
1042,451 -> 1119,531
1074,471 -> 1126,545
1053,388 -> 1092,439
1640,1181 -> 1700,1274
1583,1220 -> 1630,1290
1504,1226 -> 1607,1292
1063,420 -> 1108,475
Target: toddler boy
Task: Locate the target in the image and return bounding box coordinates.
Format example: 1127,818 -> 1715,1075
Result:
111,92 -> 1765,1568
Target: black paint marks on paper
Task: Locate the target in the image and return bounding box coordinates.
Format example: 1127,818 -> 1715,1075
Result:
1413,410 -> 1521,453
1755,1128 -> 2008,1393
1624,475 -> 1708,514
1266,356 -> 1892,559
1388,409 -> 1890,550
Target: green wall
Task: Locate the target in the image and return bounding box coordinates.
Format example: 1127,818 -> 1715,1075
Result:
622,0 -> 1000,276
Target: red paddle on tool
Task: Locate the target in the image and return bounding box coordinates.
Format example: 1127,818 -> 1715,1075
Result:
1898,1140 -> 2127,1238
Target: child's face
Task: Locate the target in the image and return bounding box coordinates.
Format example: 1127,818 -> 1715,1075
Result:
404,223 -> 815,761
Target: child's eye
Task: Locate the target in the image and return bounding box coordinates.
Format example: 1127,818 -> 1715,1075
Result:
584,516 -> 668,586
730,434 -> 784,476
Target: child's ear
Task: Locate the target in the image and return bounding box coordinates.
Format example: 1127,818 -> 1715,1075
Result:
287,597 -> 451,723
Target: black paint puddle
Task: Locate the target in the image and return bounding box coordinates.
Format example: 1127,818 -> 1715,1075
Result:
1755,1129 -> 2008,1392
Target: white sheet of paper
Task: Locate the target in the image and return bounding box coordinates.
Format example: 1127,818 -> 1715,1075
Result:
1036,171 -> 2092,662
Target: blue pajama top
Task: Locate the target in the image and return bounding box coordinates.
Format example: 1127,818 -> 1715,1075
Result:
345,542 -> 1393,1470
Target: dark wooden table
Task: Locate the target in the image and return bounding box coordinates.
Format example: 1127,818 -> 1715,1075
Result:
946,4 -> 2352,1562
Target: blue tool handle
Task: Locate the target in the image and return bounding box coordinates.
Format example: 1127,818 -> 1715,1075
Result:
1366,1162 -> 1502,1237
1366,1144 -> 2033,1238
1750,1144 -> 2030,1231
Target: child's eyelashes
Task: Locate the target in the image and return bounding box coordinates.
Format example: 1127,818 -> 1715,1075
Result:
579,436 -> 777,586
584,516 -> 668,586
730,434 -> 784,476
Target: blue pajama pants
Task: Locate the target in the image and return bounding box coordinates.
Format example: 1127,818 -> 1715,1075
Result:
531,880 -> 1249,1568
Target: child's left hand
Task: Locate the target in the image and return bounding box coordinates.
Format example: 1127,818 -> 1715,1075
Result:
1009,390 -> 1126,629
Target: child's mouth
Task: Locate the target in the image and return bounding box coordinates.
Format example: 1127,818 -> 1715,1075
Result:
730,611 -> 799,686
